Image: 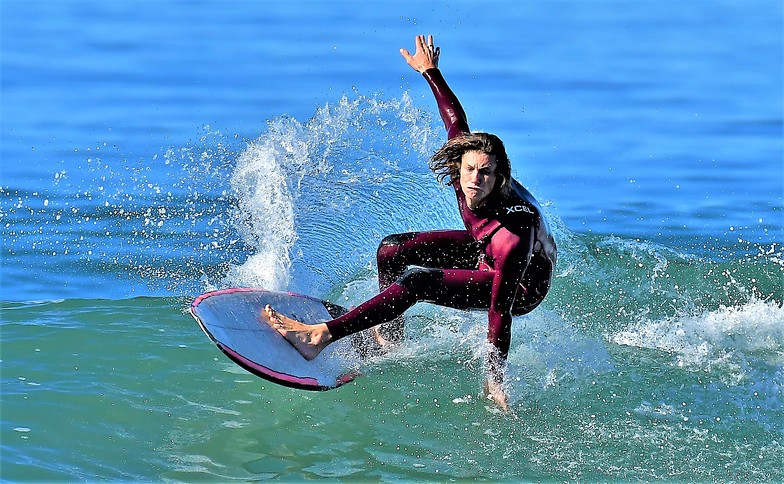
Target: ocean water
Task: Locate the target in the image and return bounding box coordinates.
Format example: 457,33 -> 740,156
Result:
2,0 -> 782,481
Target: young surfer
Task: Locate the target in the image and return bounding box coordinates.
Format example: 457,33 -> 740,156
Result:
262,35 -> 557,410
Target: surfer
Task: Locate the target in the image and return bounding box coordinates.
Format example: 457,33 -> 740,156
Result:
262,34 -> 557,410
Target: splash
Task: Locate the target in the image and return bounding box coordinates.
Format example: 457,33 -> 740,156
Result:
223,131 -> 299,290
219,93 -> 450,294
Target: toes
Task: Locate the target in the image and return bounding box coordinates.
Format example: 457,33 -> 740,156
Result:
261,306 -> 282,329
264,305 -> 279,321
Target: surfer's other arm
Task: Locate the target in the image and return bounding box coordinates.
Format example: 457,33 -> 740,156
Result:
484,225 -> 534,411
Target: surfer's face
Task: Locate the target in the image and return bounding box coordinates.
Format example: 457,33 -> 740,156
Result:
459,151 -> 497,210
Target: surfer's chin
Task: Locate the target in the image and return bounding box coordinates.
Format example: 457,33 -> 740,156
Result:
465,197 -> 487,210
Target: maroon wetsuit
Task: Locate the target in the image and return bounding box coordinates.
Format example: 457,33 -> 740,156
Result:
325,68 -> 557,362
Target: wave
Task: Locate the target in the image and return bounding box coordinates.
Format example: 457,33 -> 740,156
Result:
612,298 -> 784,375
3,91 -> 781,333
2,90 -> 781,454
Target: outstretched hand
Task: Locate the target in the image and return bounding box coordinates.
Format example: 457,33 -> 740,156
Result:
400,34 -> 440,73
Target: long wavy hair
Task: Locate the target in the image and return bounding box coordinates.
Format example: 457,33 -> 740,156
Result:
428,132 -> 512,198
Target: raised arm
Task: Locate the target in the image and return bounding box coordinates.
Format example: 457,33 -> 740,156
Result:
401,35 -> 470,139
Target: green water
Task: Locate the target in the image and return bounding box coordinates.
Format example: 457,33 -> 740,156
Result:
2,292 -> 781,481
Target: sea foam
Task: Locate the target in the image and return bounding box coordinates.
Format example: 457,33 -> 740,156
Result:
612,298 -> 784,372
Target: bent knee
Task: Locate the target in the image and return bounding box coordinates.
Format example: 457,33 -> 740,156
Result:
378,232 -> 417,250
377,232 -> 418,261
397,266 -> 444,290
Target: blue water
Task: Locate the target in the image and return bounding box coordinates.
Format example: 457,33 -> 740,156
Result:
2,0 -> 783,481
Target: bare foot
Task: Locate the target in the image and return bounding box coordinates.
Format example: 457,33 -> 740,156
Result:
260,305 -> 332,360
483,378 -> 510,412
370,326 -> 394,348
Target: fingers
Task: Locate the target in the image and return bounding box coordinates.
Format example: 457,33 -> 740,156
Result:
420,35 -> 438,60
400,47 -> 413,62
417,34 -> 427,54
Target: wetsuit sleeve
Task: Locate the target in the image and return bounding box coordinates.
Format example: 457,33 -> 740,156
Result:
422,68 -> 470,139
485,225 -> 535,379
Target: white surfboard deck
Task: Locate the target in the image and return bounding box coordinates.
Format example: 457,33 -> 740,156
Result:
190,288 -> 361,390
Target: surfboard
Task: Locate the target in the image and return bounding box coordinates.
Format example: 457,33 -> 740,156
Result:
190,288 -> 361,391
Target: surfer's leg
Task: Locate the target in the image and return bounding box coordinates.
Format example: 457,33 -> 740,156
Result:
326,266 -> 495,342
261,264 -> 500,360
374,230 -> 479,342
